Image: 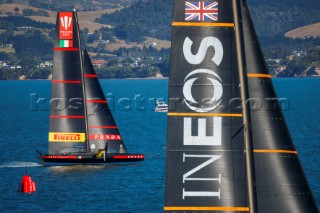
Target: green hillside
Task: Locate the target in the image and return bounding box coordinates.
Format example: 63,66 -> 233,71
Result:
96,0 -> 320,42
1,0 -> 320,79
0,0 -> 137,11
97,0 -> 172,41
249,0 -> 320,34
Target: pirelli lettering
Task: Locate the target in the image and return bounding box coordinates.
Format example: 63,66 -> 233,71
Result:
49,132 -> 86,142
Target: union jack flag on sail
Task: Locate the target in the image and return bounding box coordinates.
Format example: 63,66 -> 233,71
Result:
185,1 -> 219,21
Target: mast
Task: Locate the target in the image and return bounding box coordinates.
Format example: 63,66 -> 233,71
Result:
232,0 -> 257,212
74,11 -> 90,152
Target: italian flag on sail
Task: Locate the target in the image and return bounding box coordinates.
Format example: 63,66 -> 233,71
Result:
59,40 -> 73,48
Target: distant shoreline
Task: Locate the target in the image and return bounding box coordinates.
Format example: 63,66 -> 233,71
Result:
0,77 -> 169,81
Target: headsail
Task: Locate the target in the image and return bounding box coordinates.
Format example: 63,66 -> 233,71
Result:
82,50 -> 128,154
165,0 -> 249,211
241,0 -> 319,211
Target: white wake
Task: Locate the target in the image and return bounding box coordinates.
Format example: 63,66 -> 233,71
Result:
0,161 -> 42,168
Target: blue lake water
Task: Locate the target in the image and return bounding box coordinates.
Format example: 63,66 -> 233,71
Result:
0,78 -> 319,212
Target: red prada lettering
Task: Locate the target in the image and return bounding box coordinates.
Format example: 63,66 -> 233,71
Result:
89,134 -> 122,141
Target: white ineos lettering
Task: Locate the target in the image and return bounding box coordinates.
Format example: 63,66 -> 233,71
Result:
181,36 -> 224,199
183,117 -> 222,145
183,69 -> 223,112
182,154 -> 221,199
183,37 -> 223,65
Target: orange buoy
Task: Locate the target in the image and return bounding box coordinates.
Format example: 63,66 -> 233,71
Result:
18,175 -> 36,193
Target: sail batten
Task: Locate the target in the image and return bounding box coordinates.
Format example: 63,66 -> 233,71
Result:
247,73 -> 271,78
53,47 -> 79,51
168,112 -> 243,117
50,115 -> 84,119
172,22 -> 234,27
164,206 -> 250,211
84,74 -> 98,78
253,149 -> 297,154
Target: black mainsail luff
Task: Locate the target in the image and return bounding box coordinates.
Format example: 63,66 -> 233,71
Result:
240,0 -> 319,212
82,50 -> 128,154
165,0 -> 249,211
49,12 -> 86,154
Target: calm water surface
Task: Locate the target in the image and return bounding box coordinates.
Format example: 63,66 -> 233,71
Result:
0,78 -> 319,212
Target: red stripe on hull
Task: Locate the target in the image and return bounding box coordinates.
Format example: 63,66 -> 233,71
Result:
40,154 -> 144,164
43,155 -> 81,159
52,80 -> 81,84
113,155 -> 144,159
50,115 -> 84,119
88,126 -> 118,129
53,47 -> 78,51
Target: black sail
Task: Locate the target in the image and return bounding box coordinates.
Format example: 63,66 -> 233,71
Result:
48,11 -> 127,155
41,10 -> 145,165
49,12 -> 86,154
82,50 -> 128,154
240,0 -> 319,212
165,0 -> 249,211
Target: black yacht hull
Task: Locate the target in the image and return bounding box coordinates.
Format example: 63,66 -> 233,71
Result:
38,152 -> 144,166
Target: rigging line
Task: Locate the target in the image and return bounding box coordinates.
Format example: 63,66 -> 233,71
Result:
230,115 -> 237,208
231,123 -> 246,141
